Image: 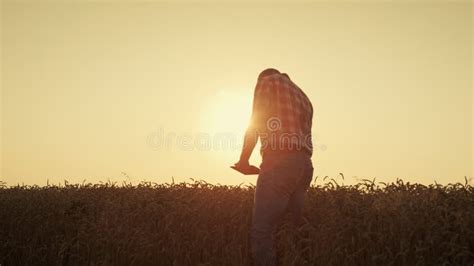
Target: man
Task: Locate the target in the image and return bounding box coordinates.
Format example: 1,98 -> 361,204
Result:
234,68 -> 314,265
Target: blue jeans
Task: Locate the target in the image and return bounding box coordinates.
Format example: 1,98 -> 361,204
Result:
250,151 -> 313,266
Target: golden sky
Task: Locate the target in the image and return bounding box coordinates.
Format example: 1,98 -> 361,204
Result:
1,1 -> 473,186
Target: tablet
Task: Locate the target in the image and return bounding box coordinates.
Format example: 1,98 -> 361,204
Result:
230,165 -> 260,175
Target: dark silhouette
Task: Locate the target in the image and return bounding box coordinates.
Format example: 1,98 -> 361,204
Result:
233,68 -> 314,265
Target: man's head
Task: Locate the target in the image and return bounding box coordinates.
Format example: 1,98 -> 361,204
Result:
258,68 -> 280,80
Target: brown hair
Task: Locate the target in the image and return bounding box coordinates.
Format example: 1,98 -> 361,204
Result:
258,68 -> 280,80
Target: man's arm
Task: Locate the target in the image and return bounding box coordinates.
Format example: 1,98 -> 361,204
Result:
237,127 -> 258,166
235,79 -> 269,167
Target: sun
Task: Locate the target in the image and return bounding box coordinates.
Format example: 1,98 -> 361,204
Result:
199,89 -> 259,165
202,90 -> 252,135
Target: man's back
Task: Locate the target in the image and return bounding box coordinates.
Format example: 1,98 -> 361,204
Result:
250,73 -> 313,156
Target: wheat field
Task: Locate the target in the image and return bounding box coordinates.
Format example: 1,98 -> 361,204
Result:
0,178 -> 472,265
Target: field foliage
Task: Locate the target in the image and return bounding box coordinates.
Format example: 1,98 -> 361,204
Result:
0,178 -> 473,265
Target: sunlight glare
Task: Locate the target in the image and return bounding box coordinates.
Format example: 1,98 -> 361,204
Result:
203,90 -> 252,135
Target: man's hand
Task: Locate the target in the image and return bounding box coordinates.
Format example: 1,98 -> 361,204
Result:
233,160 -> 250,170
231,160 -> 260,175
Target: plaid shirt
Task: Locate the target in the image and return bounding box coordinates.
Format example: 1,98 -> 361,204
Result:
249,73 -> 313,156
